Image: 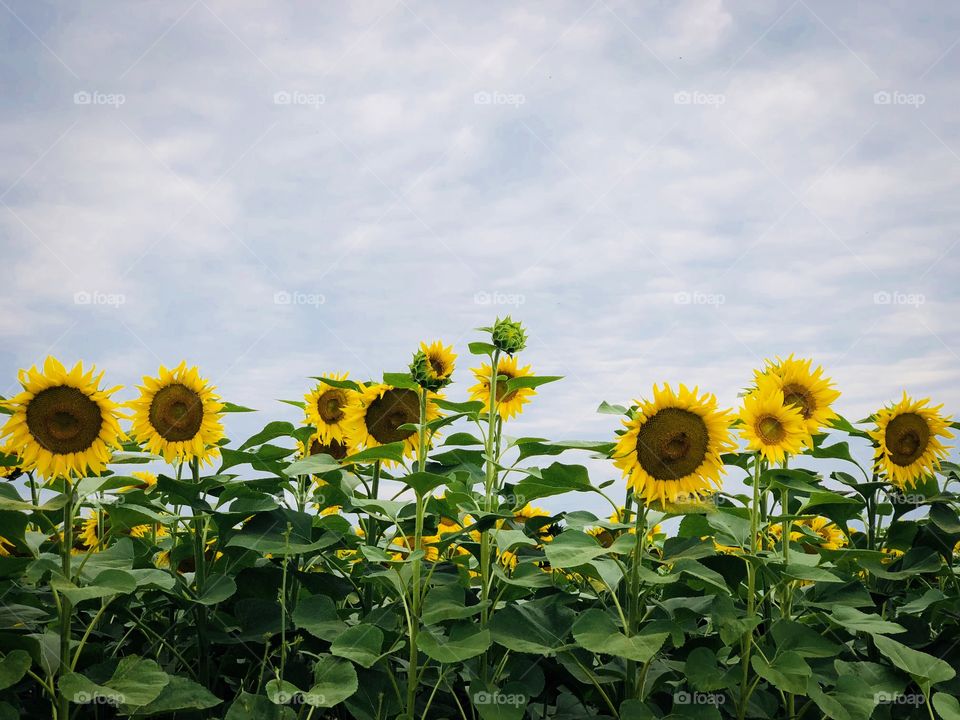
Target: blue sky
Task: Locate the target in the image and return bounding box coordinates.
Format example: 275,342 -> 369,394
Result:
2,1 -> 959,509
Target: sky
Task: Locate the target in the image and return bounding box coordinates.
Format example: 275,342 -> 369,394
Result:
1,1 -> 959,512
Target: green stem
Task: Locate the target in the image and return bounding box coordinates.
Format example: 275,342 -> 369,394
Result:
57,483 -> 75,720
190,458 -> 211,694
407,388 -> 430,719
479,348 -> 501,688
738,453 -> 762,720
625,503 -> 648,699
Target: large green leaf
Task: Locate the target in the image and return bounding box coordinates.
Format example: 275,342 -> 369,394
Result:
513,462 -> 595,504
123,675 -> 220,716
305,656 -> 359,707
571,609 -> 668,663
751,651 -> 811,695
330,624 -> 383,668
489,596 -> 574,654
418,625 -> 491,663
873,636 -> 955,690
542,530 -> 607,568
0,651 -> 30,691
828,607 -> 905,636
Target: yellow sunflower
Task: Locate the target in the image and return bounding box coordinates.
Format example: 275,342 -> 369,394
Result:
128,362 -> 224,467
344,383 -> 441,461
411,341 -> 457,390
0,357 -> 125,480
304,373 -> 356,446
468,355 -> 535,420
738,376 -> 808,465
297,434 -> 355,464
0,537 -> 14,557
613,384 -> 735,506
80,510 -> 107,550
608,507 -> 662,541
869,393 -> 953,489
0,457 -> 18,479
129,522 -> 169,540
754,355 -> 840,441
123,470 -> 158,492
769,516 -> 847,551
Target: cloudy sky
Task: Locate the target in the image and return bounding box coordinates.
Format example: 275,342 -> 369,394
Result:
2,1 -> 958,507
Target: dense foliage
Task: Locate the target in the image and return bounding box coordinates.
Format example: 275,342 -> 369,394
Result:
1,318 -> 959,719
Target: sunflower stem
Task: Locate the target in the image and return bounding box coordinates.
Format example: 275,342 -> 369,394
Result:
625,502 -> 648,700
479,347 -> 501,687
738,452 -> 762,720
56,482 -> 75,720
190,458 -> 211,696
406,388 -> 429,719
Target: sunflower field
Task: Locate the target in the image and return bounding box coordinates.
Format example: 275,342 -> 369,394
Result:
2,317 -> 960,720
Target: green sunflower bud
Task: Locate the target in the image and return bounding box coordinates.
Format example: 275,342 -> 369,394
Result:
409,341 -> 456,391
491,316 -> 527,355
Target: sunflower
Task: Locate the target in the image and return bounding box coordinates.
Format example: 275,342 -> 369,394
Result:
0,537 -> 14,557
80,510 -> 108,550
129,521 -> 169,540
738,376 -> 808,465
304,373 -> 356,446
0,357 -> 125,480
123,470 -> 158,492
0,456 -> 19,480
297,434 -> 354,463
468,355 -> 536,421
769,516 -> 847,551
869,393 -> 954,489
344,383 -> 441,460
128,362 -> 224,467
411,341 -> 456,391
613,384 -> 734,506
754,355 -> 840,441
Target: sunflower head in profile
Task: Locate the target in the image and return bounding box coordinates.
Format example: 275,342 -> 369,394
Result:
869,392 -> 953,489
304,373 -> 356,446
613,384 -> 734,507
80,510 -> 109,550
0,455 -> 20,481
754,355 -> 840,442
297,434 -> 354,463
468,355 -> 535,421
410,341 -> 456,391
738,375 -> 808,465
768,515 -> 847,551
344,383 -> 441,461
128,362 -> 225,467
0,357 -> 125,480
122,470 -> 158,493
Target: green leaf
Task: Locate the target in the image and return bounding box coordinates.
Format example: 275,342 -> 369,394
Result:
382,372 -> 417,389
513,463 -> 595,504
418,625 -> 492,663
0,650 -> 30,690
934,693 -> 960,720
751,651 -> 811,695
806,676 -> 876,720
771,620 -> 842,658
344,443 -> 407,464
239,421 -> 296,450
293,595 -> 346,641
330,624 -> 383,668
828,606 -> 906,636
312,376 -> 362,392
542,531 -> 607,568
684,647 -> 726,691
422,585 -> 485,625
873,635 -> 955,690
489,596 -> 574,654
504,375 -> 562,394
61,656 -> 170,708
222,402 -> 257,413
571,609 -> 668,663
468,341 -> 496,356
402,471 -> 450,496
597,401 -> 628,415
195,574 -> 237,605
283,454 -> 341,477
51,569 -> 137,604
128,675 -> 221,716
225,692 -> 296,719
671,558 -> 731,594
304,656 -> 358,708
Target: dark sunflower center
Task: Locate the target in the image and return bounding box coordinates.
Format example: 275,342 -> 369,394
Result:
309,437 -> 349,461
493,370 -> 517,403
26,386 -> 103,454
317,388 -> 347,423
634,408 -> 709,481
428,355 -> 448,377
782,383 -> 815,420
757,415 -> 786,444
149,384 -> 204,442
885,412 -> 930,466
366,388 -> 419,444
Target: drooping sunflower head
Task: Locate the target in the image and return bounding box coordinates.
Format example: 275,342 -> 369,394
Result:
123,470 -> 158,492
128,362 -> 225,467
297,434 -> 354,463
344,383 -> 441,461
0,357 -> 125,480
304,373 -> 356,446
738,375 -> 809,465
410,341 -> 457,391
0,454 -> 20,480
754,355 -> 840,441
769,516 -> 847,551
80,510 -> 108,550
869,392 -> 954,489
468,355 -> 535,421
613,384 -> 735,507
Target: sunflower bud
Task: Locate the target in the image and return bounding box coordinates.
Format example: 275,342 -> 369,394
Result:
410,341 -> 456,391
491,316 -> 527,355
